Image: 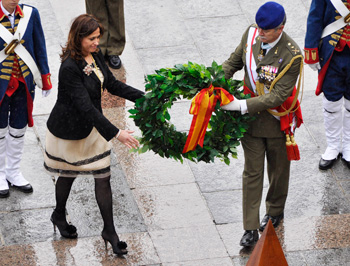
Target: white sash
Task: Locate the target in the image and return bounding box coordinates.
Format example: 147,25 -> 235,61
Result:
321,0 -> 350,38
0,6 -> 43,88
246,27 -> 258,93
245,27 -> 281,121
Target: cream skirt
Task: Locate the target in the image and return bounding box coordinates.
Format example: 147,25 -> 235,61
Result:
44,128 -> 111,178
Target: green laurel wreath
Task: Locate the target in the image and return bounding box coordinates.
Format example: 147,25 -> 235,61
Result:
128,62 -> 254,165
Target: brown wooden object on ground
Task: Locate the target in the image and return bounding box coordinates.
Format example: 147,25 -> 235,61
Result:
246,219 -> 288,266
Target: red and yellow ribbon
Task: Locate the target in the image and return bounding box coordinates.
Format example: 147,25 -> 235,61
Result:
182,84 -> 234,153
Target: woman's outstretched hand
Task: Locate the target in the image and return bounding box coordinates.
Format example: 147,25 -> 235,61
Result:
116,130 -> 140,149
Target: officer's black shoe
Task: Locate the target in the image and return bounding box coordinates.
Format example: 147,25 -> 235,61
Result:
0,189 -> 9,198
108,55 -> 122,69
9,183 -> 33,193
259,213 -> 284,232
270,213 -> 284,228
259,214 -> 270,232
239,230 -> 259,247
319,158 -> 337,170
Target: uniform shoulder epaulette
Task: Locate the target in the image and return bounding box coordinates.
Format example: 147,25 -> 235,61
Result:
285,41 -> 302,57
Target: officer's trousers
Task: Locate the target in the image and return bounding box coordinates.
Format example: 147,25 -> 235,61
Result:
241,132 -> 290,230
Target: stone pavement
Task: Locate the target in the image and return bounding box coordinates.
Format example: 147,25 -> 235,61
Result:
1,0 -> 350,265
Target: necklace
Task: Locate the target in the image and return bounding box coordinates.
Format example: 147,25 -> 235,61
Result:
91,54 -> 103,94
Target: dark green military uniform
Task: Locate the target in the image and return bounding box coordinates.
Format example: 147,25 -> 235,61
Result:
223,24 -> 302,230
85,0 -> 125,57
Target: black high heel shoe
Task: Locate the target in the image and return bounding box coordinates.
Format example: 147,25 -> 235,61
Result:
101,233 -> 128,256
50,210 -> 78,239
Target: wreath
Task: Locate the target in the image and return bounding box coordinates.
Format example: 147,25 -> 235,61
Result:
128,62 -> 254,165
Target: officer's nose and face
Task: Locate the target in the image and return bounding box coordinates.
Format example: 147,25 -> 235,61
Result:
258,25 -> 284,44
2,0 -> 20,14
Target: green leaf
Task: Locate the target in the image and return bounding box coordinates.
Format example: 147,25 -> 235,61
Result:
160,84 -> 168,90
224,157 -> 230,165
141,145 -> 149,153
144,92 -> 153,99
231,153 -> 238,159
190,88 -> 198,94
230,147 -> 237,153
164,111 -> 171,120
175,64 -> 186,71
154,130 -> 163,138
176,74 -> 183,81
128,109 -> 138,114
155,75 -> 166,81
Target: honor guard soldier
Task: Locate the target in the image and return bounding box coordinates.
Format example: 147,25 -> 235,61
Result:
0,0 -> 52,198
221,2 -> 303,247
305,0 -> 350,170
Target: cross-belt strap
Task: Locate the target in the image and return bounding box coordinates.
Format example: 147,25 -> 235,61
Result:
245,27 -> 258,93
322,0 -> 350,38
0,6 -> 43,88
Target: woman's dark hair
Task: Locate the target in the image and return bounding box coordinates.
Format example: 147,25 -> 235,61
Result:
60,14 -> 104,62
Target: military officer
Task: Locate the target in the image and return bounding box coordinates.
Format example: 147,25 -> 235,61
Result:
85,0 -> 125,69
221,1 -> 303,247
305,0 -> 350,170
0,0 -> 52,198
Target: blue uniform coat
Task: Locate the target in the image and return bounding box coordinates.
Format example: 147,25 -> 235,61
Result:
0,4 -> 51,126
304,0 -> 350,95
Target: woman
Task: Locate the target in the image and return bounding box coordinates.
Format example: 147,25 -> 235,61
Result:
44,14 -> 144,256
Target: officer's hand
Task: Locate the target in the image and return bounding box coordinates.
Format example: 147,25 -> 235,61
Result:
221,97 -> 241,111
42,90 -> 51,97
308,62 -> 321,71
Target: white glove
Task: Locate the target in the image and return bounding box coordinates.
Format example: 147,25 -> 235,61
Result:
308,62 -> 321,71
42,90 -> 51,97
221,98 -> 241,111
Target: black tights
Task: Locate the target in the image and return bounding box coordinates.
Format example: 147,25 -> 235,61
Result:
54,176 -> 75,227
54,175 -> 119,242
